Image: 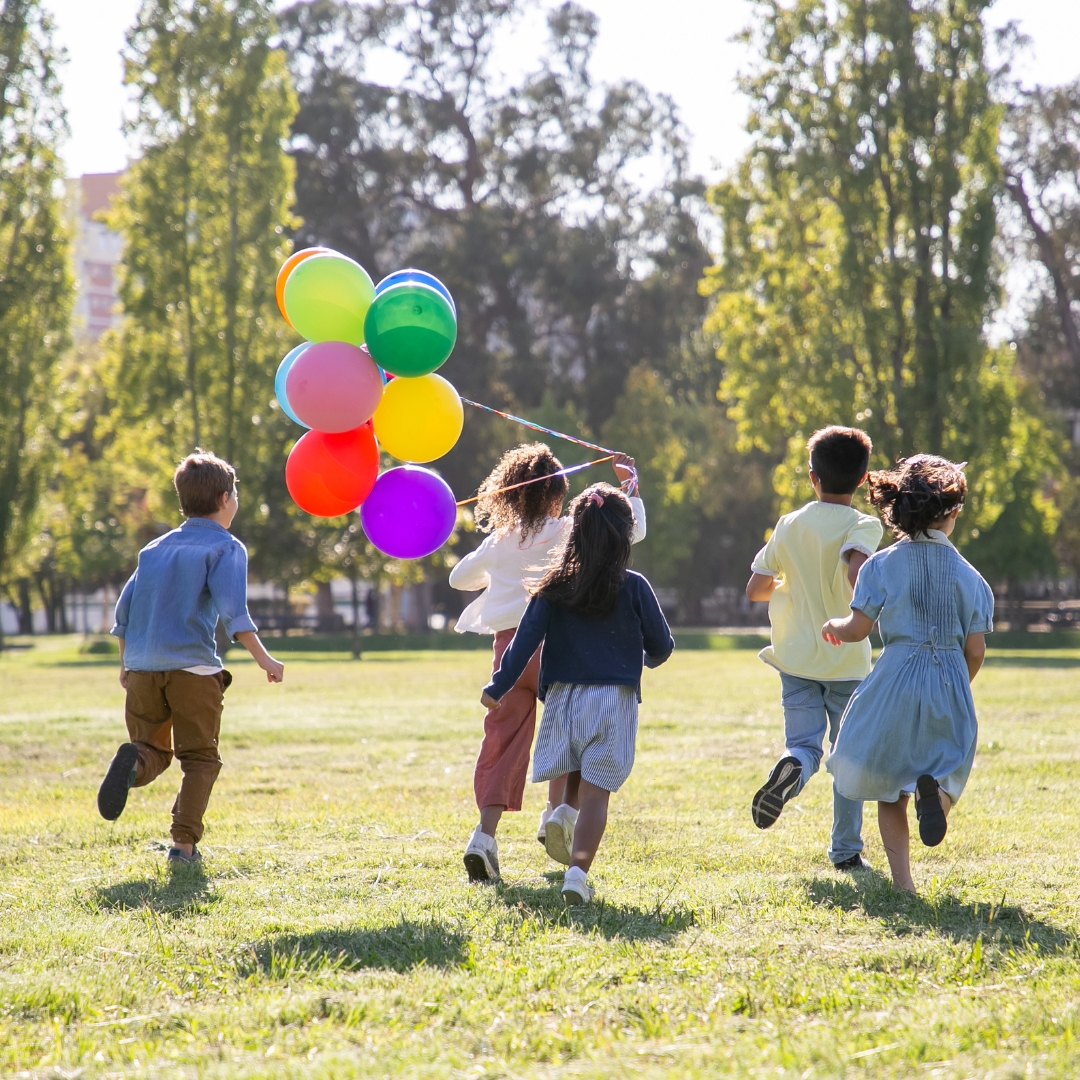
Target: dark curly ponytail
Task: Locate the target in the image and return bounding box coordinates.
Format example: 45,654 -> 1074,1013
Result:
867,455 -> 967,538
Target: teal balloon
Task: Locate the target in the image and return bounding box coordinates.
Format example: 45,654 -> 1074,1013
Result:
283,253 -> 375,344
275,343 -> 311,427
363,282 -> 458,377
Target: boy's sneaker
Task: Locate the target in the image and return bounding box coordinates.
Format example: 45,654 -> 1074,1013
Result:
751,756 -> 803,830
562,865 -> 593,906
915,774 -> 947,847
833,854 -> 872,872
167,845 -> 202,864
463,827 -> 500,883
544,803 -> 578,865
97,743 -> 140,821
536,802 -> 554,845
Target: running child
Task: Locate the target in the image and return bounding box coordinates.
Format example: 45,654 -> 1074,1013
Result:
449,444 -> 645,882
98,451 -> 284,862
823,455 -> 993,894
745,426 -> 883,869
481,483 -> 673,904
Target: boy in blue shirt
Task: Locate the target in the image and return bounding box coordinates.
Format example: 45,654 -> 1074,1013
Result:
98,451 -> 284,863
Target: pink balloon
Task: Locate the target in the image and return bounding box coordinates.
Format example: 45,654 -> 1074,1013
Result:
285,341 -> 384,433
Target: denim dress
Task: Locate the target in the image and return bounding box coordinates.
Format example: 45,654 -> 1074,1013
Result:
827,530 -> 994,804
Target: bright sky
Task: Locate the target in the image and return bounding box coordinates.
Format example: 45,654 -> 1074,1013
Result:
46,0 -> 1080,182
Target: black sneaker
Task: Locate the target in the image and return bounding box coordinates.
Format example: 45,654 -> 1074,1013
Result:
97,743 -> 140,821
915,774 -> 947,847
833,854 -> 872,872
751,756 -> 803,829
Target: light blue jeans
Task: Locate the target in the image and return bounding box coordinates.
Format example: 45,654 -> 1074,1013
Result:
779,672 -> 864,864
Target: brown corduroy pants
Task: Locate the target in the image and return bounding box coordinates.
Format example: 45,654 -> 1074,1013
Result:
124,669 -> 231,845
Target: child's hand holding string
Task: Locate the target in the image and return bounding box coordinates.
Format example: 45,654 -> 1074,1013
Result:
612,453 -> 636,487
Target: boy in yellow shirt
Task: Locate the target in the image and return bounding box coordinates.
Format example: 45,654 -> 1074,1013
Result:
745,427 -> 883,869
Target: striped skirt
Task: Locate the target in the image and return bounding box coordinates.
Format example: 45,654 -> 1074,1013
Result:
532,683 -> 639,793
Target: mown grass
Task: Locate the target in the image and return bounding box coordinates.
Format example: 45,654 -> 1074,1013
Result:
0,636 -> 1078,1077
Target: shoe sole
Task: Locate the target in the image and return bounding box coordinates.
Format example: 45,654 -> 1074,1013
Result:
97,744 -> 139,821
544,819 -> 574,865
463,852 -> 498,884
751,758 -> 802,830
916,774 -> 947,847
562,886 -> 590,906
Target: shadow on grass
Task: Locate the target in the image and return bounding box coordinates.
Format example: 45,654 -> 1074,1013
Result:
247,919 -> 470,977
805,874 -> 1074,953
494,878 -> 696,941
95,863 -> 215,916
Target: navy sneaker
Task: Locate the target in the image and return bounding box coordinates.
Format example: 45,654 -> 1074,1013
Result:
167,845 -> 202,864
915,775 -> 947,847
97,743 -> 140,821
751,756 -> 803,829
833,854 -> 872,872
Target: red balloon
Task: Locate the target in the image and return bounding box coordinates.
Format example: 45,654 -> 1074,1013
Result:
285,341 -> 384,433
285,424 -> 380,517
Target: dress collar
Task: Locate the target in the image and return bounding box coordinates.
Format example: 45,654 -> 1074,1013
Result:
904,528 -> 953,547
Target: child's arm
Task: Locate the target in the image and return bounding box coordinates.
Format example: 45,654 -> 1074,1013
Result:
448,536 -> 492,592
235,631 -> 284,683
846,551 -> 869,589
746,572 -> 778,602
639,578 -> 674,667
118,638 -> 128,689
111,570 -> 137,688
822,609 -> 875,645
963,632 -> 986,683
480,597 -> 550,707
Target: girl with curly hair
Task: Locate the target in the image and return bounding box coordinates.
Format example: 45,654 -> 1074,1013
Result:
450,443 -> 645,883
821,455 -> 994,894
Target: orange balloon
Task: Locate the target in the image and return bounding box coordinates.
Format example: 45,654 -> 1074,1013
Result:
275,247 -> 330,328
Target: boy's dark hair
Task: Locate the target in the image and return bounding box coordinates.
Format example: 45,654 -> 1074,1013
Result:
867,454 -> 967,538
475,442 -> 569,543
807,426 -> 873,494
534,483 -> 633,617
174,450 -> 237,518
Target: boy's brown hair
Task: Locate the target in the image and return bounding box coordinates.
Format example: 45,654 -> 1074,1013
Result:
807,426 -> 873,495
174,450 -> 236,518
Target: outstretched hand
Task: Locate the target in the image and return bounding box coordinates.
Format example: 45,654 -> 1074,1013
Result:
821,619 -> 846,646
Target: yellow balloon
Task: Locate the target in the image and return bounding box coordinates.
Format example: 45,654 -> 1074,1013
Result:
373,373 -> 464,463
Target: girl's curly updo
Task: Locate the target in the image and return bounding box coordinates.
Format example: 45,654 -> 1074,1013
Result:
474,442 -> 569,542
867,454 -> 967,538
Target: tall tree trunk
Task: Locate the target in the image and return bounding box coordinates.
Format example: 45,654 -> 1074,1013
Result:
17,577 -> 32,633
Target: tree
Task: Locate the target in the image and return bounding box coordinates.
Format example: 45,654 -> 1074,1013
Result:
102,0 -> 303,582
705,0 -> 1059,573
0,0 -> 72,644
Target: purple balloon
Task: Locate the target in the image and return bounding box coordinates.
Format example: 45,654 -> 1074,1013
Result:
360,466 -> 457,559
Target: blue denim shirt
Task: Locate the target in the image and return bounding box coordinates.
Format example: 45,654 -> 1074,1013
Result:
111,518 -> 258,671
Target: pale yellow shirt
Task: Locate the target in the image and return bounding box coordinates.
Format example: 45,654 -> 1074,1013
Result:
752,501 -> 883,680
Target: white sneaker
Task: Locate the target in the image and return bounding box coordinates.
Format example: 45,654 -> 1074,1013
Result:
463,826 -> 500,883
544,803 -> 578,866
536,802 -> 554,845
562,865 -> 593,906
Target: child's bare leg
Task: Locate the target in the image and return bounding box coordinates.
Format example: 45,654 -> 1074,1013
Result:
569,780 -> 610,873
479,805 -> 504,838
563,771 -> 581,810
878,796 -> 915,894
940,789 -> 952,817
547,776 -> 567,807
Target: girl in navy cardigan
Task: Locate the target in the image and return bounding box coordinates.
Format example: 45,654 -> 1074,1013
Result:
482,483 -> 673,905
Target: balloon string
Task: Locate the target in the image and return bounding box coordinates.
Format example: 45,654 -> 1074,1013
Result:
456,456 -> 614,507
459,397 -> 639,498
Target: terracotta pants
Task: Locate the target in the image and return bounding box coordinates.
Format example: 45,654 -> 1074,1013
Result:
474,629 -> 542,812
124,669 -> 231,845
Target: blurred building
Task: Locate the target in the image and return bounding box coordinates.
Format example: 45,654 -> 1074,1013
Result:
67,171 -> 124,341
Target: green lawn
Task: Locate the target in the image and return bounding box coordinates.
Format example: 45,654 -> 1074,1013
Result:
1,637 -> 1078,1078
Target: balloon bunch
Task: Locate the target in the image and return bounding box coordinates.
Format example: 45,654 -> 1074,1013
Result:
274,248 -> 464,559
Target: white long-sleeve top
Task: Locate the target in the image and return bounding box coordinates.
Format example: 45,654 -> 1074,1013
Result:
448,496 -> 647,633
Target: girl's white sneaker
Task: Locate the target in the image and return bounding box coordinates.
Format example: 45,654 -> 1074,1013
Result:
562,865 -> 593,905
544,803 -> 578,865
536,802 -> 554,845
463,826 -> 500,883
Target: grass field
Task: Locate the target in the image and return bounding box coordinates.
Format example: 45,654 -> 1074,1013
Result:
1,637 -> 1079,1078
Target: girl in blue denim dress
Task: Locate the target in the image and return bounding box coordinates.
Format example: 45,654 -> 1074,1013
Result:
820,456 -> 994,894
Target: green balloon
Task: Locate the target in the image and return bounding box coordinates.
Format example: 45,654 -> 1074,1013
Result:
363,282 -> 458,377
283,253 -> 375,344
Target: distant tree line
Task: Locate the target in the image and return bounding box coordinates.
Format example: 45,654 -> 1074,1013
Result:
1,0 -> 1079,644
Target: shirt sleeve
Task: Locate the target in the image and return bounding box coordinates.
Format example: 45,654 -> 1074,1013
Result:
448,535 -> 493,592
629,496 -> 646,544
636,577 -> 674,667
850,554 -> 886,621
841,515 -> 884,563
207,540 -> 258,640
751,526 -> 781,578
483,596 -> 551,701
110,570 -> 138,639
965,574 -> 995,636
